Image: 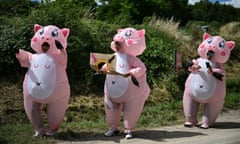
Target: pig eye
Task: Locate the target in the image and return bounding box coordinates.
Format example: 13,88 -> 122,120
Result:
125,30 -> 132,38
207,38 -> 212,44
45,65 -> 51,69
39,29 -> 44,35
52,29 -> 58,37
34,64 -> 39,68
218,41 -> 225,48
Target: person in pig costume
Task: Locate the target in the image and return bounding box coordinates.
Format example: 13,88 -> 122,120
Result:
100,27 -> 150,139
14,24 -> 70,136
183,32 -> 235,129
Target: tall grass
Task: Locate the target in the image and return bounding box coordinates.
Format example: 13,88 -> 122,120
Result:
219,22 -> 240,40
147,16 -> 198,66
148,15 -> 191,43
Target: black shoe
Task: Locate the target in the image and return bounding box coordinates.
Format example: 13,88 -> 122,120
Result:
104,128 -> 120,137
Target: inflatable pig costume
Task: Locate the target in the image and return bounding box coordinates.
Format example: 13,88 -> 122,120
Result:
183,32 -> 235,129
14,24 -> 70,136
102,28 -> 150,139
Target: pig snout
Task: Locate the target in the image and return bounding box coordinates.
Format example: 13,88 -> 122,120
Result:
113,35 -> 124,42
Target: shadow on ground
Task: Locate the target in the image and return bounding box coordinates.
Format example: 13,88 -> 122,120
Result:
211,122 -> 240,129
55,121 -> 240,143
56,129 -> 205,143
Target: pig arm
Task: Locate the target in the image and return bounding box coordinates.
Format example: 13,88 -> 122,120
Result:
211,64 -> 226,81
15,49 -> 32,68
128,56 -> 147,78
212,64 -> 225,76
187,59 -> 200,72
53,49 -> 68,69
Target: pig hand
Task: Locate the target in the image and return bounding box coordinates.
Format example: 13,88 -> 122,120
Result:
12,46 -> 20,54
212,72 -> 224,81
187,61 -> 201,72
100,64 -> 110,73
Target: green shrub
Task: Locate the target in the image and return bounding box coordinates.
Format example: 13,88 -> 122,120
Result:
0,15 -> 182,96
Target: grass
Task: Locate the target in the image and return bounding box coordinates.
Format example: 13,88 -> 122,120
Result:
0,81 -> 182,143
0,78 -> 239,144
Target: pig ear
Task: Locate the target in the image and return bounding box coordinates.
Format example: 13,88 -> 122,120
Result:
226,41 -> 235,51
61,28 -> 70,38
34,24 -> 42,33
117,29 -> 122,33
203,32 -> 211,40
138,29 -> 145,37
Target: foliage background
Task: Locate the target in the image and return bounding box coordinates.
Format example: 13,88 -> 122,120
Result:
1,0 -> 239,94
0,0 -> 240,143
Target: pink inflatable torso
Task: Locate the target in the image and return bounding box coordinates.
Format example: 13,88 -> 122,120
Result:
185,33 -> 234,103
16,24 -> 70,136
103,28 -> 150,137
183,32 -> 235,128
104,53 -> 150,102
105,27 -> 150,102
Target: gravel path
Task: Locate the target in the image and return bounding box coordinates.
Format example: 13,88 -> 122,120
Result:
59,109 -> 240,144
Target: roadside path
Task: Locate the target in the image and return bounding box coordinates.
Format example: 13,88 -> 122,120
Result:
59,109 -> 240,144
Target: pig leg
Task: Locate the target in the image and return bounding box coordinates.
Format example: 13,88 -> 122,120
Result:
46,97 -> 69,136
23,79 -> 45,136
46,83 -> 70,136
123,96 -> 146,137
24,97 -> 45,136
183,90 -> 200,127
31,103 -> 45,136
104,96 -> 122,136
200,100 -> 224,129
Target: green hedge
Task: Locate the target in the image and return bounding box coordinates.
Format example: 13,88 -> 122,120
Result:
0,3 -> 181,96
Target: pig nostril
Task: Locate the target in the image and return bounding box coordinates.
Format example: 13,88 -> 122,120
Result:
116,36 -> 122,40
211,45 -> 216,49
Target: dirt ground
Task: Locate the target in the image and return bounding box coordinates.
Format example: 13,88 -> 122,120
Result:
59,109 -> 240,144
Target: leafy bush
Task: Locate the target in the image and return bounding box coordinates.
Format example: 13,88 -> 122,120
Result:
0,9 -> 182,96
0,18 -> 31,81
1,0 -> 238,99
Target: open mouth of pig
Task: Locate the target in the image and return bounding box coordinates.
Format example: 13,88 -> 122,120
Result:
115,41 -> 121,51
42,42 -> 50,52
207,50 -> 214,60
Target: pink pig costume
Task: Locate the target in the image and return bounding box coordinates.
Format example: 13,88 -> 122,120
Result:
103,28 -> 150,139
15,24 -> 70,136
183,32 -> 235,129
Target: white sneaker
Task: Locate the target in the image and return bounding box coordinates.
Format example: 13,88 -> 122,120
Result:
33,129 -> 45,137
124,132 -> 133,139
45,129 -> 56,136
104,128 -> 120,137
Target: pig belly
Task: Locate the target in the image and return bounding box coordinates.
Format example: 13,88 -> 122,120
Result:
190,72 -> 216,100
27,54 -> 56,100
105,75 -> 129,98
